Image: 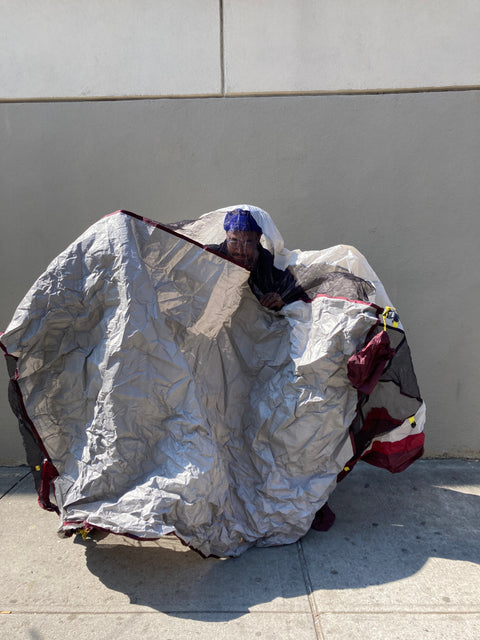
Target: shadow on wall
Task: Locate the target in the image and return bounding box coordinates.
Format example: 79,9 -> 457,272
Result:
70,461 -> 480,621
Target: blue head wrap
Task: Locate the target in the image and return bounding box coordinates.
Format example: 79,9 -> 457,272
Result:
223,209 -> 262,235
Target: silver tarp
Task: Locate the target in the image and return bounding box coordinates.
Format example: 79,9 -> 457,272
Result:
1,206 -> 425,557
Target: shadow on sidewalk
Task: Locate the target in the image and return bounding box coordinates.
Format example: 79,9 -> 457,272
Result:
81,537 -> 305,621
75,461 -> 480,620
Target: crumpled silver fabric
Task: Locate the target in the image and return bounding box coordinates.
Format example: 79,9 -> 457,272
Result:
2,209 -> 389,556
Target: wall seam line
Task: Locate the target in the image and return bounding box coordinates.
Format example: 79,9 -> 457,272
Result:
1,85 -> 480,105
219,0 -> 225,97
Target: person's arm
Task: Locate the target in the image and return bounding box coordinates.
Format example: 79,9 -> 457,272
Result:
251,248 -> 308,310
258,292 -> 285,310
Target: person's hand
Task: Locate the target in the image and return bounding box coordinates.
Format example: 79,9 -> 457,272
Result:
259,292 -> 285,311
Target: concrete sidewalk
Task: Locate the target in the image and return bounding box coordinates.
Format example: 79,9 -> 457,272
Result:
1,459 -> 479,639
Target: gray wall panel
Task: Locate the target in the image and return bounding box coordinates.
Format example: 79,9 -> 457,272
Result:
1,92 -> 479,461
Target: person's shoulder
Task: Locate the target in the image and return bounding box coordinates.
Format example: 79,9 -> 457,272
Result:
258,245 -> 274,264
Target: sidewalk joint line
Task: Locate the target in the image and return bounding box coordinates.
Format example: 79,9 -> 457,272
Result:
297,539 -> 325,640
2,609 -> 316,615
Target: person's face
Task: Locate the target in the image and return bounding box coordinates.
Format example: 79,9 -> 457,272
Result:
225,230 -> 260,269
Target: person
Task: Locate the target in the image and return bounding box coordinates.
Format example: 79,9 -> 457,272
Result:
207,209 -> 308,310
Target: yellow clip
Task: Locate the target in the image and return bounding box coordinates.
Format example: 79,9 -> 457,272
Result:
35,465 -> 41,471
408,416 -> 416,428
344,466 -> 350,472
382,306 -> 399,330
78,527 -> 90,541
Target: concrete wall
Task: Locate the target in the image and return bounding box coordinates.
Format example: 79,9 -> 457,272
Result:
1,1 -> 480,462
3,1 -> 480,97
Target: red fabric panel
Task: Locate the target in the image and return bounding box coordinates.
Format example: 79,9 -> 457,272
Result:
361,432 -> 425,473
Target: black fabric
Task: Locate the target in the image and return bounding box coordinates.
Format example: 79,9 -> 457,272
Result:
380,331 -> 422,399
339,324 -> 423,480
5,354 -> 44,497
207,241 -> 309,305
291,262 -> 375,302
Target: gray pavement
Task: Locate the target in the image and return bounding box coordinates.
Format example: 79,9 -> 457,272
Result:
1,459 -> 479,639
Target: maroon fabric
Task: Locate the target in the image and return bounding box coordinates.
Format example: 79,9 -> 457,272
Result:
347,330 -> 396,395
38,458 -> 59,513
311,502 -> 336,531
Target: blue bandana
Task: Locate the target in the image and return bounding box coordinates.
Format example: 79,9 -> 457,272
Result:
223,209 -> 262,234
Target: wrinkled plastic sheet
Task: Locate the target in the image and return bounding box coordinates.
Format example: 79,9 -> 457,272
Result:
1,208 -> 424,556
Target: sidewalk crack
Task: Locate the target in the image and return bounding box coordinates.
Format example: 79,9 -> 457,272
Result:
297,538 -> 324,640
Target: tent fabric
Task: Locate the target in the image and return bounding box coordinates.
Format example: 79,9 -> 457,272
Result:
1,207 -> 425,557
